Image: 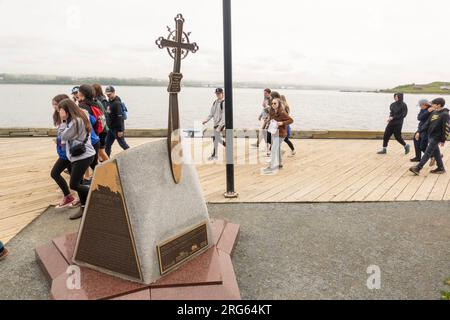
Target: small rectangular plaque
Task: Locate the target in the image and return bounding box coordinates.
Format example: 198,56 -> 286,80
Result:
168,72 -> 183,93
157,222 -> 209,275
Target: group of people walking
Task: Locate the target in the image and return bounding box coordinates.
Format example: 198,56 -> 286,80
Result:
202,87 -> 295,174
377,93 -> 449,175
257,89 -> 295,174
50,84 -> 129,220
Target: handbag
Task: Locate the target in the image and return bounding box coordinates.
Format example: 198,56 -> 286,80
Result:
69,133 -> 89,157
268,120 -> 279,135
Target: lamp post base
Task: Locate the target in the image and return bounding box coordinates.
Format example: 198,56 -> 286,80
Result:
224,191 -> 239,199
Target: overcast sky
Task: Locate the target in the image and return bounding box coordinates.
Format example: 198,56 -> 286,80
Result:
1,0 -> 449,88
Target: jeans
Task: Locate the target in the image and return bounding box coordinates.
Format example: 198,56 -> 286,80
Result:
413,132 -> 428,160
51,158 -> 72,197
383,122 -> 406,148
270,136 -> 283,169
418,139 -> 444,170
211,126 -> 225,157
70,156 -> 95,206
105,129 -> 130,157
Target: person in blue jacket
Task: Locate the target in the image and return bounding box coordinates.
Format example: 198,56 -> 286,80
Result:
411,99 -> 432,162
50,94 -> 76,208
0,241 -> 8,261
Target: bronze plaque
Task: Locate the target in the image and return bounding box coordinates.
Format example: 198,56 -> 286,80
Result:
168,72 -> 183,93
157,222 -> 209,275
74,161 -> 142,281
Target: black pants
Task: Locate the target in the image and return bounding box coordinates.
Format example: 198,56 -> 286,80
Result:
383,122 -> 406,148
51,158 -> 71,197
70,156 -> 95,206
267,132 -> 272,145
284,137 -> 295,151
90,142 -> 100,171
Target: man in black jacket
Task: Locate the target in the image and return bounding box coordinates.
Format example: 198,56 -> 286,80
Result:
104,86 -> 130,157
378,93 -> 410,155
410,98 -> 449,175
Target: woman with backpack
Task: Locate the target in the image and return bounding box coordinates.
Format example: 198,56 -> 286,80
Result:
50,94 -> 77,208
57,98 -> 96,220
78,85 -> 103,173
92,84 -> 110,162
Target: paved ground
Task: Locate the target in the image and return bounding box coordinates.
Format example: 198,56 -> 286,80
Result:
1,202 -> 449,300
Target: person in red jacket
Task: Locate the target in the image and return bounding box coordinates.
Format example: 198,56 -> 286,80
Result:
263,98 -> 293,174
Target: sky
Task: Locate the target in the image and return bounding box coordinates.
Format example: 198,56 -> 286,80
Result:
1,0 -> 450,88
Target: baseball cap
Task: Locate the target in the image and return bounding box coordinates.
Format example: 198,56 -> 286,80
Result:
71,86 -> 80,95
417,99 -> 431,107
105,85 -> 116,93
215,88 -> 224,94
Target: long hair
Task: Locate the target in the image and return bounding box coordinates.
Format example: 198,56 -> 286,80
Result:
78,84 -> 95,101
280,95 -> 291,115
269,98 -> 285,119
92,84 -> 104,98
58,98 -> 91,135
52,94 -> 70,126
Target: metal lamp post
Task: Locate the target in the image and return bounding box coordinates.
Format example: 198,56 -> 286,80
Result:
223,0 -> 238,199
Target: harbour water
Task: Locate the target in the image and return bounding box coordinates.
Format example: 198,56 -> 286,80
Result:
1,84 -> 447,132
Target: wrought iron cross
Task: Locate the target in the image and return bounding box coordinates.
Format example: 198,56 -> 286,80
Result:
156,14 -> 199,184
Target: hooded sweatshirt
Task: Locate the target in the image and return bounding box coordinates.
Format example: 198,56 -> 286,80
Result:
421,108 -> 450,143
389,93 -> 408,125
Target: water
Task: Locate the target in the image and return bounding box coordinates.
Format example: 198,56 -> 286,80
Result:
1,84 -> 446,132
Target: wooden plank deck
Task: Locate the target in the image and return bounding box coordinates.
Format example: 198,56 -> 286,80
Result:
1,137 -> 449,244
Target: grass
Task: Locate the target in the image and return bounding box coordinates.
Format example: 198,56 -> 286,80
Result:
380,82 -> 450,95
441,278 -> 450,300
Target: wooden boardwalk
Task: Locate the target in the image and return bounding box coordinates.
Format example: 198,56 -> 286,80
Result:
1,137 -> 450,244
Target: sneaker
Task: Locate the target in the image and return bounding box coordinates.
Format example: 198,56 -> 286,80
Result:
265,158 -> 272,164
70,199 -> 81,208
404,144 -> 411,155
377,148 -> 387,155
208,156 -> 218,162
430,168 -> 446,174
409,166 -> 421,176
69,208 -> 83,220
430,157 -> 436,167
410,158 -> 421,163
56,194 -> 75,209
82,179 -> 92,186
0,248 -> 9,261
279,165 -> 284,169
291,150 -> 296,156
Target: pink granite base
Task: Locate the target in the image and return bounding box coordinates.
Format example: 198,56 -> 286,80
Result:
35,219 -> 240,300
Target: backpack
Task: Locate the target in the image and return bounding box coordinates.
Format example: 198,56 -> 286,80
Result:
120,102 -> 128,121
90,105 -> 106,135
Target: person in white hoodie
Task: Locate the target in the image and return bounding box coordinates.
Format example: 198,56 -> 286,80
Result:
203,88 -> 226,161
58,98 -> 96,220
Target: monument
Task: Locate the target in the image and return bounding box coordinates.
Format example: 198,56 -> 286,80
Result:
35,14 -> 240,300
